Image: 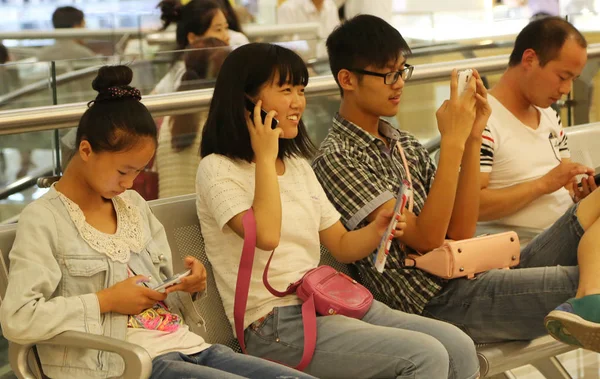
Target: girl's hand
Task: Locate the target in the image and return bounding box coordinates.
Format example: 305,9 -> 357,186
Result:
97,275 -> 166,315
372,209 -> 407,239
165,257 -> 207,295
247,99 -> 283,162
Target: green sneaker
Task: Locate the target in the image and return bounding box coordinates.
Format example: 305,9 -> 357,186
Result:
545,294 -> 600,352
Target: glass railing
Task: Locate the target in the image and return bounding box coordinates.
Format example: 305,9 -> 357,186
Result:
1,42 -> 600,215
0,61 -> 55,110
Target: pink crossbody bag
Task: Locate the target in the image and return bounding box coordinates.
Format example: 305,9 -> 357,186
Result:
234,208 -> 373,371
395,143 -> 521,279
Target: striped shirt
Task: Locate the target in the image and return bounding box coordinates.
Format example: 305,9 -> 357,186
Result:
480,102 -> 569,172
479,95 -> 572,229
312,113 -> 444,314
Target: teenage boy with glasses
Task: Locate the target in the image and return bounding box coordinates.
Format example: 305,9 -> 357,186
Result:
313,14 -> 600,352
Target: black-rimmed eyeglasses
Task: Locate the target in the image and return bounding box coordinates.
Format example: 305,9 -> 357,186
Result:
350,64 -> 414,85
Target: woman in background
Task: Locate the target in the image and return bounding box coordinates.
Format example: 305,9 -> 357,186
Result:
156,37 -> 230,198
154,0 -> 247,95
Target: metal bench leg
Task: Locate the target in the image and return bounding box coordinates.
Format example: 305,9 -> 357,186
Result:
487,371 -> 517,379
530,356 -> 572,379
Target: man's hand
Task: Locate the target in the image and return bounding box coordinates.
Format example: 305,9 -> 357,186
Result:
571,175 -> 599,202
540,161 -> 594,195
436,69 -> 477,148
165,257 -> 207,295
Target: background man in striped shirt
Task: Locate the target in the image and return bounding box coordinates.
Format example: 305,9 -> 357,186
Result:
478,17 -> 596,230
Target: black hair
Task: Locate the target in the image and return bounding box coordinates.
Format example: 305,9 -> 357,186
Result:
171,37 -> 230,152
201,43 -> 315,162
326,15 -> 411,96
52,6 -> 85,29
76,65 -> 157,153
158,0 -> 224,50
0,44 -> 8,64
509,17 -> 587,67
214,0 -> 242,33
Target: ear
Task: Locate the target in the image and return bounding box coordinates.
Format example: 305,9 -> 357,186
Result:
521,48 -> 538,70
337,69 -> 356,93
187,32 -> 199,45
78,140 -> 93,162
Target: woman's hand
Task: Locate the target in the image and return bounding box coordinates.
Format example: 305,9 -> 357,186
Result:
247,99 -> 283,163
165,257 -> 207,295
97,276 -> 167,315
371,208 -> 407,239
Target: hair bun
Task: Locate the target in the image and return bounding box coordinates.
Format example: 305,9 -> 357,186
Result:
91,65 -> 141,103
158,0 -> 182,28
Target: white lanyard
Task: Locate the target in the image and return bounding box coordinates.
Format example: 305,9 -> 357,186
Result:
395,142 -> 414,213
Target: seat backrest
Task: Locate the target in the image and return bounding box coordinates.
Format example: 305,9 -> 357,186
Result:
148,194 -> 366,350
565,122 -> 600,170
148,194 -> 241,352
0,224 -> 18,303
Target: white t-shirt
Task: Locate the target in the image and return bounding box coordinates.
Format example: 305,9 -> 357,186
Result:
126,325 -> 207,359
344,0 -> 393,24
229,30 -> 250,46
480,95 -> 572,229
277,0 -> 340,58
196,154 -> 340,333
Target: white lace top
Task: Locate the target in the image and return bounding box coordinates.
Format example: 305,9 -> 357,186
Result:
57,188 -> 145,263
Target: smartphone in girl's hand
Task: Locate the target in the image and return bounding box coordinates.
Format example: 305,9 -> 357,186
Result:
153,270 -> 192,293
244,97 -> 279,129
373,181 -> 411,273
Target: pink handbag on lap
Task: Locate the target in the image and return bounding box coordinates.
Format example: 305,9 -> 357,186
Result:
234,208 -> 373,371
394,142 -> 521,280
405,232 -> 521,279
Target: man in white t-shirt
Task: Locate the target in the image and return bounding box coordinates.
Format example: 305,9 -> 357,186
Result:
277,0 -> 340,58
479,17 -> 597,230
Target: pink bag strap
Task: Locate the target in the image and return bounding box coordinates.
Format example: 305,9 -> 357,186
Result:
233,209 -> 257,354
234,208 -> 316,371
395,142 -> 414,213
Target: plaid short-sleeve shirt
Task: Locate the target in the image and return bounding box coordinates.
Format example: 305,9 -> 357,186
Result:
312,113 -> 444,314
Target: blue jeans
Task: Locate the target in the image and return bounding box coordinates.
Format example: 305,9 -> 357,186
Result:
150,344 -> 315,379
244,300 -> 480,379
424,203 -> 584,344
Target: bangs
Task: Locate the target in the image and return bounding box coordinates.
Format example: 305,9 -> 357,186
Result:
270,46 -> 309,87
358,44 -> 410,70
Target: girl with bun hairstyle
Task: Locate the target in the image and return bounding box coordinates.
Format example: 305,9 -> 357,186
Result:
0,65 -> 315,379
155,0 -> 247,94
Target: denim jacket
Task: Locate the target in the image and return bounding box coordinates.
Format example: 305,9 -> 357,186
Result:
0,188 -> 206,378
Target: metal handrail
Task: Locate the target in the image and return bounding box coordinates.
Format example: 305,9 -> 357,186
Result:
0,39 -> 514,110
0,58 -> 173,109
1,43 -> 600,136
0,23 -> 320,41
0,166 -> 54,201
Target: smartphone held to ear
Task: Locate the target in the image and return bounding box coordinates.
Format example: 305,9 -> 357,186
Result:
245,97 -> 279,129
457,69 -> 473,95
